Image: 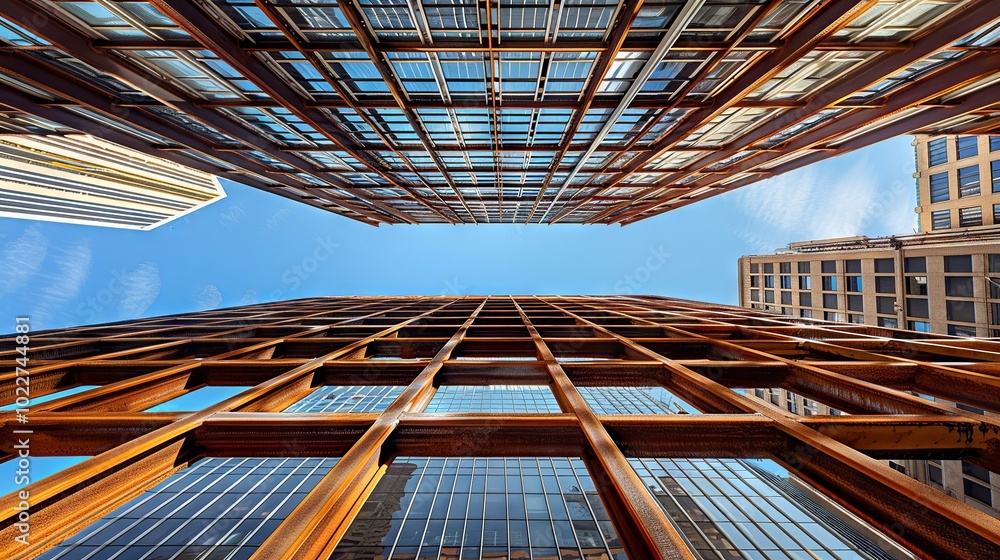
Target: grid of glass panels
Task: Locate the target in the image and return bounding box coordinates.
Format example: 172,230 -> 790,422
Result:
425,385 -> 562,413
578,386 -> 697,415
630,458 -> 891,560
329,456 -> 628,560
284,385 -> 405,413
38,457 -> 340,560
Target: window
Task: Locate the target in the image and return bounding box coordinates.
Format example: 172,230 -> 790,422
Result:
958,403 -> 986,415
749,276 -> 759,287
799,276 -> 811,290
908,321 -> 931,332
754,389 -> 765,399
928,137 -> 947,166
929,463 -> 944,485
932,209 -> 951,230
957,135 -> 978,159
946,277 -> 975,297
786,394 -> 798,414
800,309 -> 813,318
763,263 -> 773,273
991,254 -> 1000,273
846,276 -> 862,292
992,160 -> 1000,193
799,292 -> 812,307
876,296 -> 896,315
929,172 -> 949,202
992,136 -> 1000,152
765,291 -> 774,303
949,324 -> 978,337
889,462 -> 906,475
822,276 -> 837,291
764,275 -> 774,288
964,479 -> 993,507
821,260 -> 836,273
907,298 -> 930,318
780,291 -> 792,305
780,275 -> 792,289
959,206 -> 983,227
945,255 -> 973,272
847,294 -> 863,312
877,317 -> 899,328
750,263 -> 759,273
907,276 -> 928,295
779,262 -> 791,274
823,294 -> 838,309
905,257 -> 926,273
824,311 -> 845,322
845,259 -> 861,274
875,276 -> 895,293
750,289 -> 759,301
770,391 -> 781,406
874,258 -> 894,273
797,261 -> 810,273
994,204 -> 1000,224
848,314 -> 864,324
958,166 -> 981,198
947,300 -> 976,323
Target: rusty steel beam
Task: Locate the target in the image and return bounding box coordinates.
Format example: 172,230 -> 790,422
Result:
246,298 -> 488,560
0,5 -> 415,225
7,296 -> 1000,559
84,37 -> 917,54
523,0 -> 647,223
594,0 -> 1000,224
143,0 -> 458,223
540,296 -> 1000,558
0,299 -> 453,559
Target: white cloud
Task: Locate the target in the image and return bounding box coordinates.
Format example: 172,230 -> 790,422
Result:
0,226 -> 49,298
197,284 -> 224,310
117,262 -> 161,318
736,155 -> 916,253
32,242 -> 92,327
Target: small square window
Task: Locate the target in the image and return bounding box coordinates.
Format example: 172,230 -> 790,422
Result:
956,135 -> 979,159
904,257 -> 926,273
797,262 -> 810,273
875,276 -> 895,294
931,209 -> 951,230
945,255 -> 973,272
873,258 -> 894,273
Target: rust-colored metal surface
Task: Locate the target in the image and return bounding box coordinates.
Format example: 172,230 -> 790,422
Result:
0,2 -> 998,224
3,295 -> 1000,559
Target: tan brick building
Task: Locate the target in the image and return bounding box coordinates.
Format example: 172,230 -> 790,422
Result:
739,228 -> 1000,520
914,134 -> 1000,231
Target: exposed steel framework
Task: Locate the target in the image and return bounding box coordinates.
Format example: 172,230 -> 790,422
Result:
3,295 -> 1000,559
1,1 -> 1000,224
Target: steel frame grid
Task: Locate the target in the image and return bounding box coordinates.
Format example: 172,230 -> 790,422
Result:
1,296 -> 1000,559
1,1 -> 1000,224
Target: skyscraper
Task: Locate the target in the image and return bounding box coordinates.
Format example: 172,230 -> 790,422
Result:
0,134 -> 225,229
1,2 -> 999,224
2,296 -> 999,559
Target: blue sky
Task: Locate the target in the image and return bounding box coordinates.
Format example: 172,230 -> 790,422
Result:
0,136 -> 918,332
0,136 -> 919,492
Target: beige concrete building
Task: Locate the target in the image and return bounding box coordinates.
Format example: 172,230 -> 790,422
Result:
739,227 -> 1000,519
738,228 -> 1000,337
914,134 -> 1000,231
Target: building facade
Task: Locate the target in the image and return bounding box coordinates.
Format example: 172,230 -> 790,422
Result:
2,296 -> 1000,559
738,228 -> 1000,337
0,134 -> 225,229
914,135 -> 1000,232
1,2 -> 999,224
739,233 -> 1000,521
